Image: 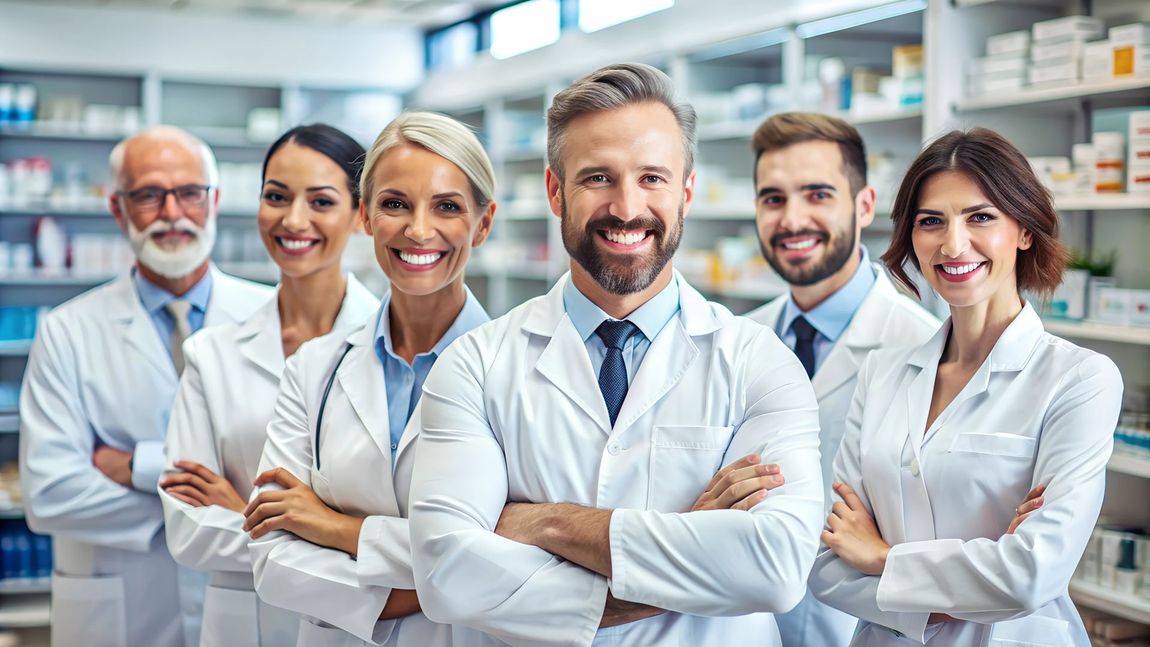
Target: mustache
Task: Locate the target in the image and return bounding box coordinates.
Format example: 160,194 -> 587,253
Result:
769,229 -> 827,247
585,214 -> 666,236
143,218 -> 202,236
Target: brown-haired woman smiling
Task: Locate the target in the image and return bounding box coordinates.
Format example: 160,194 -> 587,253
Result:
810,128 -> 1123,646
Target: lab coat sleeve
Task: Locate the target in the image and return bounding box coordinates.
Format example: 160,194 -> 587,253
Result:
409,338 -> 608,647
875,354 -> 1122,621
809,354 -> 931,641
160,338 -> 251,573
248,351 -> 396,645
18,314 -> 163,552
607,330 -> 824,616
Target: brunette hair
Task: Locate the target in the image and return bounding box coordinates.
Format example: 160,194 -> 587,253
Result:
882,127 -> 1069,298
752,111 -> 867,196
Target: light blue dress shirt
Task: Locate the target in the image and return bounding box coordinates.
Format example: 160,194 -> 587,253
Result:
374,287 -> 489,462
776,248 -> 876,374
132,268 -> 212,357
563,275 -> 681,385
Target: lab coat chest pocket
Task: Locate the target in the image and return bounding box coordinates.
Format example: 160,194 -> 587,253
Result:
943,432 -> 1037,502
51,572 -> 127,647
647,425 -> 734,512
987,614 -> 1071,646
200,585 -> 259,647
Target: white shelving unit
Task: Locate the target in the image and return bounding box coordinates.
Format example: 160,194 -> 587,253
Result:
1056,194 -> 1150,212
1108,453 -> 1150,480
0,593 -> 50,628
1043,319 -> 1150,346
1070,580 -> 1150,625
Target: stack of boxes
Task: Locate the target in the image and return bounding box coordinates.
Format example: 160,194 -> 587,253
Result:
1028,16 -> 1104,87
1084,23 -> 1150,82
1131,111 -> 1150,193
968,30 -> 1029,96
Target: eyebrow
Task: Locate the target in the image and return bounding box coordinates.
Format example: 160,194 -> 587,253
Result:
263,180 -> 339,193
307,185 -> 338,192
574,165 -> 677,179
264,179 -> 288,189
757,183 -> 836,199
914,203 -> 995,216
432,192 -> 465,200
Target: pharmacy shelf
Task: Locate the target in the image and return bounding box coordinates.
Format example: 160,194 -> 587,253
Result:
956,76 -> 1150,113
1042,319 -> 1150,346
501,201 -> 551,220
0,122 -> 133,142
0,273 -> 114,287
698,282 -> 786,302
697,106 -> 923,142
1070,579 -> 1150,625
0,579 -> 51,596
0,412 -> 17,434
691,205 -> 754,220
1108,452 -> 1150,479
1055,194 -> 1150,211
0,592 -> 50,628
0,507 -> 24,520
183,126 -> 269,149
0,341 -> 32,357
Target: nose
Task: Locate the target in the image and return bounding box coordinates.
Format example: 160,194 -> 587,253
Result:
940,220 -> 970,258
608,181 -> 646,223
778,197 -> 809,233
404,206 -> 434,243
156,191 -> 184,221
283,197 -> 310,232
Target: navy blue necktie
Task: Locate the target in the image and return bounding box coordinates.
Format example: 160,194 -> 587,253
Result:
595,320 -> 639,427
791,316 -> 817,379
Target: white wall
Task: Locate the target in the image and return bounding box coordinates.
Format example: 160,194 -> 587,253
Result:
0,1 -> 424,89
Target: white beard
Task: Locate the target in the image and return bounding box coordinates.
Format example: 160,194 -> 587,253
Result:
126,216 -> 216,279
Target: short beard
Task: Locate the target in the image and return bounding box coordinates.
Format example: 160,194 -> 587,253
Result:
561,194 -> 683,296
760,210 -> 857,287
126,216 -> 216,280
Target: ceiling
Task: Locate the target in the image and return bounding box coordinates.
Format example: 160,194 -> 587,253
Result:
0,0 -> 502,26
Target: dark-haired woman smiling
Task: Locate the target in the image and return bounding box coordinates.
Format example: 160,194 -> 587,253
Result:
810,128 -> 1123,646
158,124 -> 379,646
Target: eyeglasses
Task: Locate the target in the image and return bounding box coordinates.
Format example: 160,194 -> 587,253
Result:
117,184 -> 213,211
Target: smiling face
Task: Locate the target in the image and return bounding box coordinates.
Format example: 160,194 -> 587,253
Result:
547,102 -> 694,296
361,143 -> 493,296
257,141 -> 358,279
754,140 -> 871,287
911,170 -> 1032,310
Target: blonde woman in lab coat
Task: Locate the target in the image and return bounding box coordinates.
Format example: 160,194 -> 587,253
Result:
242,112 -> 495,647
158,124 -> 379,646
810,128 -> 1123,647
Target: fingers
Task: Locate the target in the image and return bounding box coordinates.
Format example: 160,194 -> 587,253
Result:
1016,495 -> 1044,516
164,485 -> 209,507
243,489 -> 287,518
247,513 -> 290,540
833,482 -> 866,511
242,501 -> 288,533
160,472 -> 211,492
174,460 -> 221,483
253,467 -> 301,489
730,489 -> 768,511
1021,483 -> 1046,503
713,469 -> 785,509
166,490 -> 205,507
702,454 -> 761,493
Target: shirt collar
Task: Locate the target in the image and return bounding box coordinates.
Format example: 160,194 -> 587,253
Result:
562,274 -> 681,343
374,286 -> 490,363
779,247 -> 876,342
132,266 -> 213,314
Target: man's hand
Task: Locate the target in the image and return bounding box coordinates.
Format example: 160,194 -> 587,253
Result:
691,453 -> 784,512
161,460 -> 247,512
93,446 -> 133,487
243,467 -> 364,556
600,592 -> 664,628
822,482 -> 890,576
1006,484 -> 1045,535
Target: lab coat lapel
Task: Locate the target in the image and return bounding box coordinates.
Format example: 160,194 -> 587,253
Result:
111,274 -> 177,379
526,277 -> 613,434
336,325 -> 396,471
236,298 -> 284,381
203,266 -> 265,328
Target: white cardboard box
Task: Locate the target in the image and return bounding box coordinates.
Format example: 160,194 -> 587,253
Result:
987,30 -> 1029,55
1033,15 -> 1104,42
1110,23 -> 1150,47
1028,60 -> 1079,85
1032,37 -> 1090,63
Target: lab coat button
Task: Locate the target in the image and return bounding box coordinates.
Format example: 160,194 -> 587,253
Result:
607,443 -> 621,456
910,459 -> 920,477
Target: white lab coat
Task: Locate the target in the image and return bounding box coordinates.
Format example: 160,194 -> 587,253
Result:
809,303 -> 1123,646
408,271 -> 825,647
159,274 -> 378,647
248,313 -> 454,647
19,267 -> 272,647
748,267 -> 940,647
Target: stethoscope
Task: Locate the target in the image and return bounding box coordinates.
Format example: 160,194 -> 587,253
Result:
314,342 -> 353,470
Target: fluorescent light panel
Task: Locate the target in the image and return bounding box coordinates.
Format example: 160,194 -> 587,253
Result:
579,0 -> 674,33
795,0 -> 927,39
490,0 -> 561,60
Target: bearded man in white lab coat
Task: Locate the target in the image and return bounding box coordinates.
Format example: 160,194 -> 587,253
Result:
408,63 -> 825,647
19,126 -> 272,647
744,113 -> 940,646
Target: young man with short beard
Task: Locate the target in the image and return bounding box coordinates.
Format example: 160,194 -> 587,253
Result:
746,112 -> 940,647
408,63 -> 825,646
19,126 -> 272,647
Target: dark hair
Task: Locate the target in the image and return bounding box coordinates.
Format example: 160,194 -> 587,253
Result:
752,111 -> 867,196
882,127 -> 1069,298
261,124 -> 366,206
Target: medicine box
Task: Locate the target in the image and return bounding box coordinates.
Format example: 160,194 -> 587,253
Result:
1082,40 -> 1114,80
987,30 -> 1029,56
1029,60 -> 1079,85
1032,15 -> 1104,42
1114,44 -> 1150,76
1032,37 -> 1089,63
970,55 -> 1028,76
1110,23 -> 1150,47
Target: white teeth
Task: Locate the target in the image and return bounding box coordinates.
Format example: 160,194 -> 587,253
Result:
604,231 -> 646,245
279,238 -> 316,251
398,251 -> 443,265
783,239 -> 817,250
942,262 -> 982,275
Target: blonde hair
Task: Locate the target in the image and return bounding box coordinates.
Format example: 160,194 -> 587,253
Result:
360,111 -> 496,210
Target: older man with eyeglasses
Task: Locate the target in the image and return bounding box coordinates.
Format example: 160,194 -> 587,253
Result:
19,125 -> 272,647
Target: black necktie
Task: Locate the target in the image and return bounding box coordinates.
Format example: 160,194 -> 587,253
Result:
595,320 -> 639,427
791,316 -> 817,379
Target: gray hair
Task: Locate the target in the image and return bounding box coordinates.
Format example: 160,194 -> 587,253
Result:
360,111 -> 496,210
546,63 -> 697,181
108,125 -> 219,190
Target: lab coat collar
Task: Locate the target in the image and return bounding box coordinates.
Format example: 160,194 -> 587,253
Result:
336,318 -> 396,472
906,300 -> 1042,373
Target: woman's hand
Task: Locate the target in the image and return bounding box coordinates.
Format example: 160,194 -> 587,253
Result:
822,482 -> 890,576
160,460 -> 247,513
1006,484 -> 1045,535
243,467 -> 364,556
